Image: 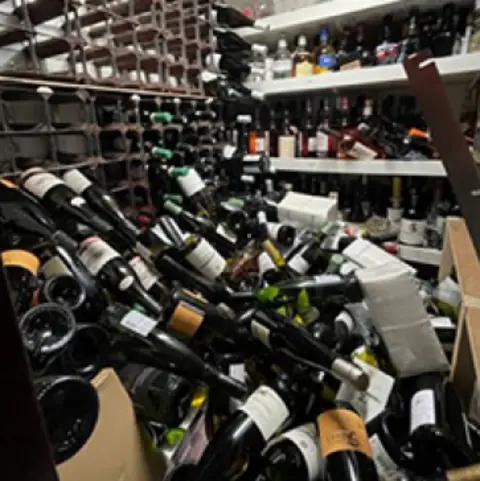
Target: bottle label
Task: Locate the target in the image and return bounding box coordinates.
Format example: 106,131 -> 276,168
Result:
335,310 -> 354,333
308,136 -> 317,153
317,54 -> 336,72
278,135 -> 295,158
256,138 -> 265,152
273,59 -> 292,77
41,256 -> 71,278
79,236 -> 120,275
317,408 -> 373,458
63,169 -> 92,194
369,434 -> 402,481
294,60 -> 314,77
375,42 -> 399,65
281,424 -> 321,481
216,223 -> 237,243
288,251 -> 310,275
239,385 -> 290,441
70,196 -> 86,207
410,389 -> 436,433
387,207 -> 403,226
346,142 -> 378,159
23,171 -> 64,198
251,319 -> 271,347
176,168 -> 205,198
430,316 -> 455,329
258,251 -> 277,276
398,218 -> 426,246
185,238 -> 227,281
257,211 -> 268,225
167,300 -> 205,338
1,249 -> 40,276
129,256 -> 158,290
118,275 -> 135,291
120,309 -> 158,337
316,131 -> 329,157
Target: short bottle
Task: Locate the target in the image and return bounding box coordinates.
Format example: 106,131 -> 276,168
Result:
315,27 -> 337,74
273,35 -> 292,79
292,35 -> 314,77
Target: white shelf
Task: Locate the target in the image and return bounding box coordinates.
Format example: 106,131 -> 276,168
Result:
270,158 -> 447,177
239,0 -> 468,42
247,53 -> 480,96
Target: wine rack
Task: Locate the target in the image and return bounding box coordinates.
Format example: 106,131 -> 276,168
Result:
0,0 -> 215,213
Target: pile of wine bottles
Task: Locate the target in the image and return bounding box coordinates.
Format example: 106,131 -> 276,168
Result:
0,131 -> 478,481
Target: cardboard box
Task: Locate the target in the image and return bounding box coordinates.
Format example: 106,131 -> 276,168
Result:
439,217 -> 480,421
57,368 -> 166,481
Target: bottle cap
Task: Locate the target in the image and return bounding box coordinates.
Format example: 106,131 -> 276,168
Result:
150,111 -> 173,124
151,147 -> 173,159
169,167 -> 189,177
298,35 -> 307,47
278,37 -> 287,49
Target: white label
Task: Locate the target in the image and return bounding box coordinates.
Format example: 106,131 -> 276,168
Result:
23,171 -> 64,198
347,142 -> 378,159
257,211 -> 267,225
387,207 -> 403,225
316,131 -> 329,156
185,238 -> 226,281
280,424 -> 321,481
399,218 -> 426,246
70,196 -> 86,207
63,169 -> 92,194
307,137 -> 317,153
335,311 -> 355,333
258,251 -> 276,276
216,224 -> 237,243
251,320 -> 271,347
129,256 -> 158,290
118,275 -> 135,291
288,251 -> 310,275
370,434 -> 402,481
273,59 -> 292,76
79,237 -> 120,275
120,309 -> 158,337
177,169 -> 205,198
256,138 -> 265,152
336,359 -> 394,423
239,386 -> 289,441
229,363 -> 247,383
150,225 -> 173,246
430,316 -> 455,329
278,136 -> 295,158
410,389 -> 436,433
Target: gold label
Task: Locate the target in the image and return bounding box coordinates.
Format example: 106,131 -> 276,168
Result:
167,301 -> 204,338
262,239 -> 286,267
318,408 -> 373,458
1,250 -> 40,276
294,60 -> 314,77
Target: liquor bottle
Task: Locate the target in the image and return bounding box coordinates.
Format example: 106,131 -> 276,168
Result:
336,26 -> 353,70
398,183 -> 427,247
318,401 -> 379,481
397,8 -> 421,62
316,98 -> 337,158
183,374 -> 298,481
34,375 -> 99,464
118,363 -> 195,427
292,35 -> 314,77
315,27 -> 337,74
431,3 -> 456,57
267,107 -> 279,157
407,372 -> 475,475
101,303 -> 247,399
258,423 -> 322,481
375,15 -> 399,65
387,177 -> 403,230
1,249 -> 40,315
352,24 -> 376,69
249,108 -> 265,155
273,35 -> 293,79
19,168 -> 114,241
278,107 -> 296,158
62,169 -> 140,247
298,99 -> 317,158
78,236 -> 164,317
467,0 -> 480,53
213,28 -> 268,55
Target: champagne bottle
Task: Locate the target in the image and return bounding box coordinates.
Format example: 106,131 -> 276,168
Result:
34,375 -> 99,464
102,303 -> 247,399
19,168 -> 115,240
318,401 -> 379,481
78,236 -> 163,317
258,423 -> 322,481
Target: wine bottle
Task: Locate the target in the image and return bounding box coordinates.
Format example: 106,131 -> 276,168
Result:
398,184 -> 427,247
318,401 -> 379,481
62,169 -> 140,247
207,52 -> 262,82
102,302 -> 247,399
213,28 -> 268,55
34,375 -> 99,464
78,236 -> 164,317
258,423 -> 322,481
408,372 -> 475,475
185,373 -> 297,481
118,362 -> 195,427
267,222 -> 296,247
1,249 -> 40,315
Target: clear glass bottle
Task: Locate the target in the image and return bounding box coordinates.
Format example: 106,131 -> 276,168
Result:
273,35 -> 292,80
292,35 -> 314,77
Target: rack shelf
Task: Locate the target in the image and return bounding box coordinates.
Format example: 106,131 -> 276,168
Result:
269,158 -> 448,176
246,53 -> 480,97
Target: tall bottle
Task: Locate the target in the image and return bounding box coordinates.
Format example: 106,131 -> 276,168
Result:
397,8 -> 421,62
278,107 -> 296,158
318,401 -> 379,481
298,99 -> 317,158
431,3 -> 456,57
267,107 -> 279,157
316,98 -> 337,158
315,27 -> 337,74
101,302 -> 247,399
273,35 -> 293,80
398,182 -> 427,247
292,35 -> 314,77
375,15 -> 399,65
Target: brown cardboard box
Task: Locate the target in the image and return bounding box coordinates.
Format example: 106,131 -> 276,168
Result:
440,217 -> 480,420
57,368 -> 166,481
